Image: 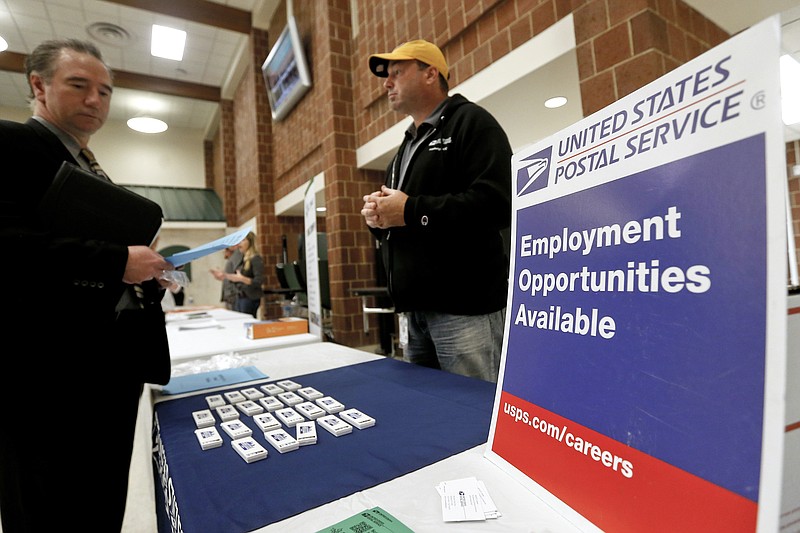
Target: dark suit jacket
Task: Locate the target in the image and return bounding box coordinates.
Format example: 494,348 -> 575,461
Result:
0,117 -> 170,530
0,117 -> 169,383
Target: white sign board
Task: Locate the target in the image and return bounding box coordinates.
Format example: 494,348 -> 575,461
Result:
304,177 -> 323,339
486,17 -> 787,532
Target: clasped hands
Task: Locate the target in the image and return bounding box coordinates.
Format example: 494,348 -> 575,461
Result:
361,185 -> 407,229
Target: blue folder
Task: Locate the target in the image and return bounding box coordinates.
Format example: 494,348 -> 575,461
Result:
160,366 -> 268,396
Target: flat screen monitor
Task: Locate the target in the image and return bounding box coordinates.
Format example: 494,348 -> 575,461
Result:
261,16 -> 312,122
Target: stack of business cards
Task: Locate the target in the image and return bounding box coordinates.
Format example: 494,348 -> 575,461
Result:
275,379 -> 301,391
274,407 -> 305,427
215,405 -> 240,421
339,408 -> 376,429
253,412 -> 281,432
436,477 -> 501,521
259,383 -> 285,396
223,390 -> 247,404
295,401 -> 326,420
220,420 -> 253,440
258,396 -> 284,412
316,396 -> 345,414
235,400 -> 265,416
317,414 -> 353,436
195,427 -> 223,450
240,387 -> 265,400
295,421 -> 317,446
205,394 -> 226,409
276,391 -> 303,406
297,386 -> 323,400
264,428 -> 299,453
192,409 -> 216,429
231,437 -> 268,463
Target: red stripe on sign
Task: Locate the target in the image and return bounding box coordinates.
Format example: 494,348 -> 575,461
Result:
491,391 -> 757,532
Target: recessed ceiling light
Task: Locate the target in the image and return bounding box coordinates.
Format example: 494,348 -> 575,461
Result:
0,36 -> 8,52
151,24 -> 186,61
316,206 -> 327,212
544,96 -> 568,109
127,116 -> 168,133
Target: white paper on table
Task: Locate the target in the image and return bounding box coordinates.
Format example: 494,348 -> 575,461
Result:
476,480 -> 501,519
166,311 -> 212,322
177,319 -> 221,330
437,477 -> 497,522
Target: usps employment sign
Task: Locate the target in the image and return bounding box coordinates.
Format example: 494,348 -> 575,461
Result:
303,175 -> 322,339
485,17 -> 787,533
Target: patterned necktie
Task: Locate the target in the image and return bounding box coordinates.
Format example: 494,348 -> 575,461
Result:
80,147 -> 110,180
81,147 -> 143,307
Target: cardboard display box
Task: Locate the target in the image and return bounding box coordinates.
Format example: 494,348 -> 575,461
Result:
246,318 -> 308,339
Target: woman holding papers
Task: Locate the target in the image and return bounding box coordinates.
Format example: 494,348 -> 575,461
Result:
210,245 -> 244,309
225,231 -> 265,317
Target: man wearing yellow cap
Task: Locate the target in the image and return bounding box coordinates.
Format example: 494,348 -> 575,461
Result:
361,39 -> 512,382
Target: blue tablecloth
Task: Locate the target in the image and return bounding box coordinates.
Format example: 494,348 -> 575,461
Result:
153,357 -> 496,533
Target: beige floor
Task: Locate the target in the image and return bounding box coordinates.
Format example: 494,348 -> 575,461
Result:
121,383 -> 160,532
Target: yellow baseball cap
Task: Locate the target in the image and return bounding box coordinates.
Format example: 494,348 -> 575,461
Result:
369,39 -> 449,80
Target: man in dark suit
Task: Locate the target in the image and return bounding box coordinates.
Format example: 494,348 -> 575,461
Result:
0,39 -> 175,531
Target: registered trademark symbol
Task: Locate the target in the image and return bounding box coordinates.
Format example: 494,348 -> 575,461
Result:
751,91 -> 766,110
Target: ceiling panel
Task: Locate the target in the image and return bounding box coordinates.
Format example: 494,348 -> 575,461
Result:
0,0 -> 259,130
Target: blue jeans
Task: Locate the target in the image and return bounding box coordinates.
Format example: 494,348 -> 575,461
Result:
235,297 -> 260,318
402,309 -> 505,382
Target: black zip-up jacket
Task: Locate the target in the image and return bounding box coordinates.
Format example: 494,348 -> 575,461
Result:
369,94 -> 512,314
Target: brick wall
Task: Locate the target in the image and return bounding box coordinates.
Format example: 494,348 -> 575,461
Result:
575,0 -> 729,115
210,0 -> 800,345
213,100 -> 238,225
232,57 -> 260,224
203,139 -> 214,189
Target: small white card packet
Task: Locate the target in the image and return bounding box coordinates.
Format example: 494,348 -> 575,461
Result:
194,427 -> 223,450
260,383 -> 285,396
192,409 -> 216,429
436,477 -> 500,522
275,379 -> 301,391
257,396 -> 284,412
231,436 -> 268,463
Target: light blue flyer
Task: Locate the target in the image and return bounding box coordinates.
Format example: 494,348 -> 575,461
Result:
166,226 -> 252,267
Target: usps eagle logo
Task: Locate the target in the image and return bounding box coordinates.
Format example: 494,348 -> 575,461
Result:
516,146 -> 551,197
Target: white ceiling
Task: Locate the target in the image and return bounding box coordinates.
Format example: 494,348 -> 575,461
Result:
0,0 -> 267,132
0,0 -> 799,147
